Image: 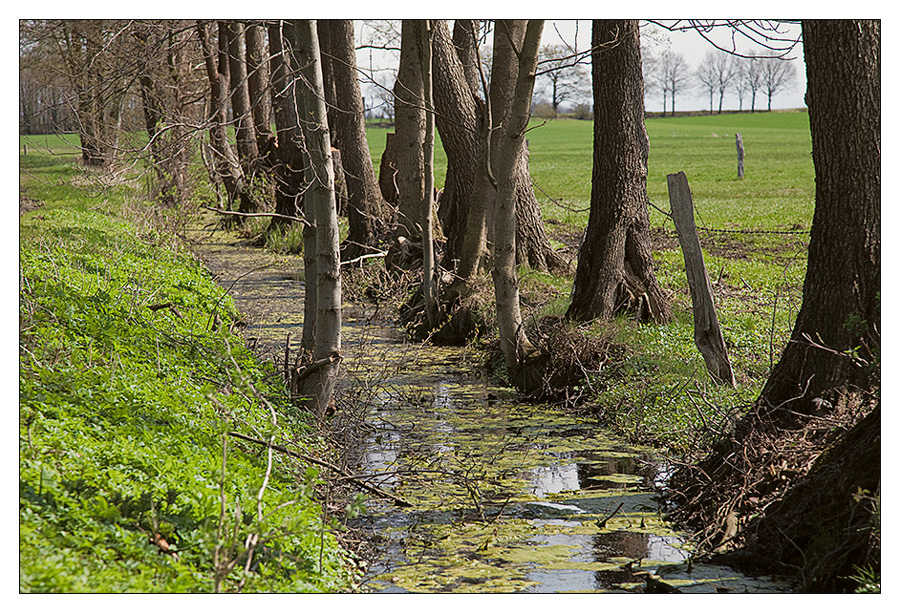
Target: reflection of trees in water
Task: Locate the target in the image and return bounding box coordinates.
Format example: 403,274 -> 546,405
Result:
526,463 -> 581,496
576,452 -> 653,489
591,531 -> 650,589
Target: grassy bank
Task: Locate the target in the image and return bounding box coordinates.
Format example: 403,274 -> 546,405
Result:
19,146 -> 354,592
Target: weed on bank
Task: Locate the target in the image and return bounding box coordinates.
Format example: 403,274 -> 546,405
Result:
19,150 -> 353,592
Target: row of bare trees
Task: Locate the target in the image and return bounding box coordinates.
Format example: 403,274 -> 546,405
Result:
644,47 -> 798,115
19,17 -> 877,406
20,18 -> 879,589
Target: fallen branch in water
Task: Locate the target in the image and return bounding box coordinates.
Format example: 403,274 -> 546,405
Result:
202,205 -> 312,227
595,501 -> 625,529
226,430 -> 413,507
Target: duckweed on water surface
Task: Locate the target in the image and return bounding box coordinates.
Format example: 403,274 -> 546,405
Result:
340,348 -> 789,593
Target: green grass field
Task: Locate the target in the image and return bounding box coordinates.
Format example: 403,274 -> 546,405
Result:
367,110 -> 814,234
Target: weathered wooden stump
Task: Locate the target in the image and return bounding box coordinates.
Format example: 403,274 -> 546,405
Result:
666,171 -> 736,386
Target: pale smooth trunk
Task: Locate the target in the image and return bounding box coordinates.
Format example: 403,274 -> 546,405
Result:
491,20 -> 543,381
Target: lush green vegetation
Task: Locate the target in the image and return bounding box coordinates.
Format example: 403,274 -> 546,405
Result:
368,111 -> 814,451
19,147 -> 355,592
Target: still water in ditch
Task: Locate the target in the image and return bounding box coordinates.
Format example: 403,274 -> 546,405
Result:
345,344 -> 788,593
189,223 -> 790,594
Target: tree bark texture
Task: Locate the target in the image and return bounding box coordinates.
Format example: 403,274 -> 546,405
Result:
433,19 -> 565,274
432,19 -> 483,270
245,22 -> 275,159
492,21 -> 567,274
452,19 -> 482,99
291,20 -> 343,416
756,20 -> 880,414
378,132 -> 399,207
224,20 -> 260,191
491,19 -> 544,392
394,20 -> 427,239
666,22 -> 880,590
322,20 -> 392,259
316,20 -> 341,151
566,20 -> 672,324
667,171 -> 735,386
266,21 -> 307,225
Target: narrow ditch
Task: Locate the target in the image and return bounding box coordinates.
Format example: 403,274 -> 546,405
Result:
187,221 -> 791,593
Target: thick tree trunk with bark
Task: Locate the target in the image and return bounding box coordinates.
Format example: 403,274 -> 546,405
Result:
433,19 -> 565,275
667,20 -> 880,592
394,20 -> 427,239
453,19 -> 483,97
512,144 -> 568,272
266,21 -> 307,226
268,22 -> 316,343
289,20 -> 343,417
566,20 -> 671,324
756,20 -> 880,415
432,19 -> 482,270
323,20 -> 393,260
316,21 -> 341,151
224,21 -> 260,195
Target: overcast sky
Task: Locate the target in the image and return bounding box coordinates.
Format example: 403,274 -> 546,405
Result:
355,19 -> 807,115
542,20 -> 807,112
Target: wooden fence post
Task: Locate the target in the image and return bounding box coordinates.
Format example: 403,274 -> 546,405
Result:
735,133 -> 744,179
666,171 -> 736,386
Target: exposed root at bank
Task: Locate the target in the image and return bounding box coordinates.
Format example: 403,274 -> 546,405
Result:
665,392 -> 880,592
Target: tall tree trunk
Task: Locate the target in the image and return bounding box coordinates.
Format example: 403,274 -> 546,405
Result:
246,22 -> 275,160
197,21 -> 250,214
224,20 -> 260,215
492,19 -> 544,392
323,20 -> 393,259
668,20 -> 880,592
566,20 -> 672,324
491,21 -> 566,273
290,20 -> 343,417
452,19 -> 482,98
316,20 -> 341,150
432,19 -> 483,271
266,21 -> 307,227
758,19 -> 880,415
394,20 -> 427,239
434,19 -> 565,274
421,20 -> 439,328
